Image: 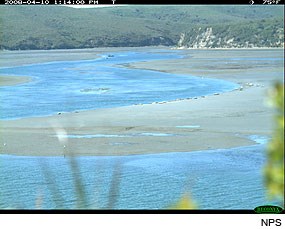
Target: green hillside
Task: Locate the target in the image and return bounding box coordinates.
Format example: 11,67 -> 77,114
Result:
0,5 -> 284,50
178,18 -> 284,48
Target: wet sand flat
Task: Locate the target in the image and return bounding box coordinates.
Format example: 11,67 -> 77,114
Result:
0,48 -> 283,156
0,75 -> 32,86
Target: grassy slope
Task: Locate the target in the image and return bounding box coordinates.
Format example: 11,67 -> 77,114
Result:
0,5 -> 284,50
181,17 -> 284,48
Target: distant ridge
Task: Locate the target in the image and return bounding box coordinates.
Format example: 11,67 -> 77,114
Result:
0,5 -> 284,50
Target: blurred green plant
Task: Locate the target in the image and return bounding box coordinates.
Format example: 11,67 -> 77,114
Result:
264,82 -> 284,206
169,193 -> 197,209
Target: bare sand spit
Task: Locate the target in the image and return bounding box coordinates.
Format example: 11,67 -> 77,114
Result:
0,48 -> 283,156
0,75 -> 32,86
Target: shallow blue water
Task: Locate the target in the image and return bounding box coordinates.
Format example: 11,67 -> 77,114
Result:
0,142 -> 277,210
0,51 -> 238,120
0,50 -> 282,210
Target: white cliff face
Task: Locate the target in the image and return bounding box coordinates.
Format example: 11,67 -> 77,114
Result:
275,28 -> 284,47
191,27 -> 216,48
177,26 -> 284,49
177,33 -> 185,46
199,28 -> 216,48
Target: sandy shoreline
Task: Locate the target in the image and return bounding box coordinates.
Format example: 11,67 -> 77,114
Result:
0,46 -> 166,68
0,75 -> 32,86
0,48 -> 283,156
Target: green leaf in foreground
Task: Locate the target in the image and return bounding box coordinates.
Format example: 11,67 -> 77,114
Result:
264,82 -> 284,206
169,193 -> 197,209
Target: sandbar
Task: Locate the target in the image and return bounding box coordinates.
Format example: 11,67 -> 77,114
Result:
0,48 -> 283,156
0,75 -> 32,86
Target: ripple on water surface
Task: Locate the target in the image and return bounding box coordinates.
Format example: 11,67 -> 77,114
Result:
0,142 -> 276,210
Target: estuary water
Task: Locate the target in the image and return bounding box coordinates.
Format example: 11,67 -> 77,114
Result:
0,51 -> 238,120
0,141 -> 273,210
0,50 -> 279,210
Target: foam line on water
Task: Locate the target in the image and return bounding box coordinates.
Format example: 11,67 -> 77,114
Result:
176,125 -> 201,128
55,133 -> 178,139
248,135 -> 270,145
